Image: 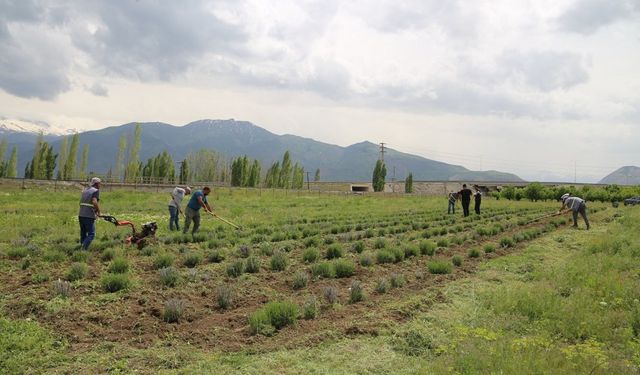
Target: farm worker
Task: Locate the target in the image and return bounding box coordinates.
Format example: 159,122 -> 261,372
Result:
183,186 -> 213,235
474,185 -> 482,215
168,186 -> 191,231
559,193 -> 590,230
447,192 -> 458,214
78,177 -> 102,250
458,184 -> 473,217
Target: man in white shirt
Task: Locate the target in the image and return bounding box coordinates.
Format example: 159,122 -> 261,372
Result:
560,193 -> 590,230
168,186 -> 191,231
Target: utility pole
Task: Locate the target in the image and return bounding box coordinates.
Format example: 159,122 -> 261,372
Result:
574,160 -> 577,184
379,142 -> 386,162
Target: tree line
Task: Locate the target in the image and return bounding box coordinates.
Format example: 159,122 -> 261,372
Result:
496,182 -> 640,202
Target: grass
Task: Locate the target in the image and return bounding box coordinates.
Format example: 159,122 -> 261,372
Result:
100,273 -> 131,292
0,186 -> 628,374
249,301 -> 299,336
428,261 -> 453,274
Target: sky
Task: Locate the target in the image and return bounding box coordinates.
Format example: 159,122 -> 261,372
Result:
0,0 -> 638,182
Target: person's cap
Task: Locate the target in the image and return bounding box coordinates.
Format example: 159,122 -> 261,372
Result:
90,177 -> 102,186
185,186 -> 192,193
561,193 -> 570,201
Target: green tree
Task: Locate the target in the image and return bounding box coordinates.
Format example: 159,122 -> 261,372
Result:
78,144 -> 89,180
292,163 -> 304,189
30,133 -> 44,179
405,173 -> 413,193
372,160 -> 387,192
63,133 -> 79,180
248,159 -> 261,187
501,186 -> 516,200
314,168 -> 320,182
179,159 -> 189,185
125,124 -> 141,182
115,134 -> 127,182
44,144 -> 57,180
6,146 -> 17,178
56,136 -> 68,180
524,182 -> 544,202
24,161 -> 31,179
278,151 -> 292,188
264,161 -> 280,188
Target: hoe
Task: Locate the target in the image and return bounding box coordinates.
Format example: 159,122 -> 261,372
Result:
206,211 -> 242,230
99,215 -> 158,249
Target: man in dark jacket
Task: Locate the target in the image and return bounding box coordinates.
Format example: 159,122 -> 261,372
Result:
458,184 -> 473,217
474,185 -> 482,215
78,177 -> 102,250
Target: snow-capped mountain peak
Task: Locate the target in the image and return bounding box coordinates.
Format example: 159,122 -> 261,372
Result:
0,118 -> 77,136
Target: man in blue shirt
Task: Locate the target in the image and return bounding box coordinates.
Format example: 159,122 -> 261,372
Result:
183,186 -> 212,235
78,177 -> 102,250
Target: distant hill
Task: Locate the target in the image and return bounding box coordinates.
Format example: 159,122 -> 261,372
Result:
6,119 -> 524,182
599,166 -> 640,185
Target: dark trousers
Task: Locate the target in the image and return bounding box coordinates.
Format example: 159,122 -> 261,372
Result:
475,200 -> 481,214
169,205 -> 180,231
183,206 -> 201,234
572,203 -> 590,229
448,201 -> 455,214
79,216 -> 96,250
462,200 -> 470,217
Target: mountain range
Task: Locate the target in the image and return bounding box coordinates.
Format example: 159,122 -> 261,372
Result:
1,119 -> 527,182
599,166 -> 640,185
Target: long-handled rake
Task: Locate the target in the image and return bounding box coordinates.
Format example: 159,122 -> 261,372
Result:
206,211 -> 242,230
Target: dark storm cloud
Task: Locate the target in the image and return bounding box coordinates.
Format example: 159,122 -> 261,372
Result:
557,0 -> 640,34
0,0 -> 248,99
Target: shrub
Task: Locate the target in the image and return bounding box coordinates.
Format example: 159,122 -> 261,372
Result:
153,253 -> 175,269
376,278 -> 389,294
323,286 -> 339,305
303,296 -> 319,319
374,238 -> 387,249
7,247 -> 28,259
334,259 -> 355,278
183,252 -> 203,268
325,244 -> 344,259
302,248 -> 320,263
53,279 -> 71,298
207,249 -> 226,263
70,251 -> 90,263
419,240 -> 436,256
259,242 -> 274,256
311,262 -> 336,278
483,244 -> 496,253
364,229 -> 375,238
163,298 -> 185,323
226,260 -> 245,278
249,301 -> 299,335
100,248 -> 116,262
390,272 -> 406,288
352,241 -> 365,253
245,256 -> 261,273
216,284 -> 234,310
43,250 -> 66,263
66,262 -> 88,282
32,272 -> 50,284
349,281 -> 364,303
500,237 -> 515,248
390,247 -> 405,263
376,250 -> 395,264
101,273 -> 130,292
108,257 -> 130,274
428,261 -> 453,275
359,253 -> 375,267
404,245 -> 420,258
323,236 -> 335,245
512,233 -> 525,243
452,255 -> 463,267
292,272 -> 309,290
304,237 -> 319,248
237,245 -> 251,258
468,248 -> 481,258
159,267 -> 179,287
436,239 -> 449,248
270,251 -> 288,271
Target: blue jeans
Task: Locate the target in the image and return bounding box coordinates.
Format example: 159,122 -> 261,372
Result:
79,216 -> 96,250
169,205 -> 180,231
448,202 -> 455,214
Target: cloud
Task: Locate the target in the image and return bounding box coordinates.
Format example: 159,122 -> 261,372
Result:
87,82 -> 108,97
557,0 -> 640,34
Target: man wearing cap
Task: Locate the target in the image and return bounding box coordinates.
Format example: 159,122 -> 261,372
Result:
168,186 -> 191,231
559,193 -> 590,230
78,177 -> 102,250
183,186 -> 212,235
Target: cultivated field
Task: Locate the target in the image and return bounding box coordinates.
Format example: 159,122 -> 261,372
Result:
1,187 -> 639,374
